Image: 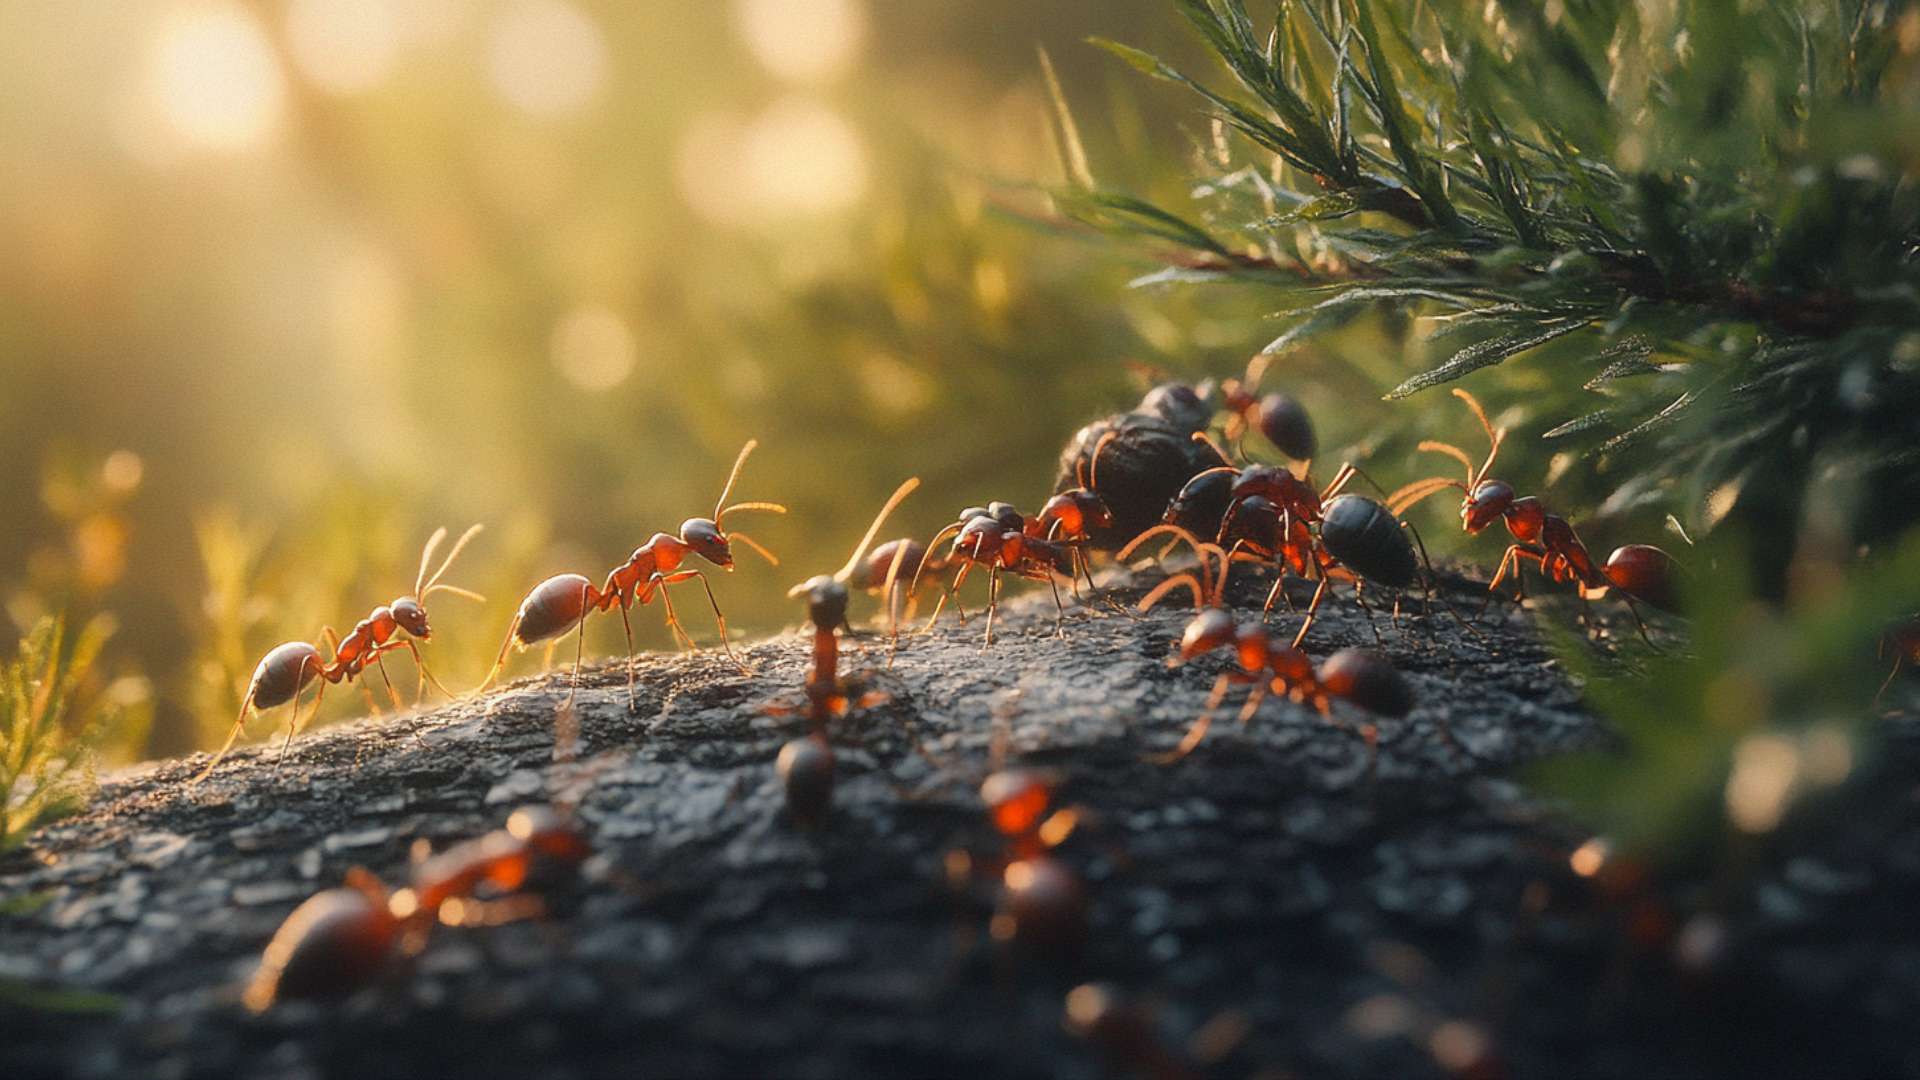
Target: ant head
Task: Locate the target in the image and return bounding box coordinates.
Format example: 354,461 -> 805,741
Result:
679,517 -> 733,568
953,516 -> 1005,560
1463,480 -> 1515,534
1179,607 -> 1236,659
391,596 -> 431,639
789,573 -> 849,629
981,769 -> 1056,837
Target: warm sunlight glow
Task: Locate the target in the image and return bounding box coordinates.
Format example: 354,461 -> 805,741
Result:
286,0 -> 402,96
487,0 -> 608,118
742,96 -> 866,213
149,5 -> 286,150
1726,734 -> 1801,834
733,0 -> 866,83
552,304 -> 638,391
676,98 -> 867,226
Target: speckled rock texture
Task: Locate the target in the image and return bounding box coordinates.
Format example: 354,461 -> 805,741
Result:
4,565 -> 1919,1079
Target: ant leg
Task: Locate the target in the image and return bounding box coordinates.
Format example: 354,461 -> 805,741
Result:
1875,655 -> 1906,707
1147,673 -> 1234,764
1234,681 -> 1269,728
565,603 -> 589,711
1045,569 -> 1066,638
402,639 -> 456,700
472,613 -> 524,695
1352,581 -> 1384,646
617,600 -> 639,711
542,639 -> 560,672
273,683 -> 305,774
657,570 -> 749,674
190,689 -> 258,786
373,649 -> 406,711
1622,596 -> 1662,652
1289,578 -> 1331,650
981,566 -> 1001,649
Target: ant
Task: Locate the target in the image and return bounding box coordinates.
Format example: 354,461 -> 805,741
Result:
1387,389 -> 1677,646
1130,549 -> 1416,767
775,478 -> 921,824
242,806 -> 591,1012
910,502 -> 1078,646
944,767 -> 1088,953
1129,440 -> 1459,650
475,440 -> 785,708
1204,353 -> 1317,461
191,525 -> 486,786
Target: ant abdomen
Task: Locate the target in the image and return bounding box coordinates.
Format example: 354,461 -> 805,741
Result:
777,734 -> 835,826
1055,413 -> 1221,549
249,642 -> 325,710
1318,648 -> 1414,718
513,573 -> 595,646
1256,392 -> 1316,460
997,854 -> 1086,950
1317,495 -> 1419,590
242,870 -> 396,1013
1603,545 -> 1678,611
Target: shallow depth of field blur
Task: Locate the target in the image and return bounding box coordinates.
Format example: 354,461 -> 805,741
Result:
0,0 -> 1283,763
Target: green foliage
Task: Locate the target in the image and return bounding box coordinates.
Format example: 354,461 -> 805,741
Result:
1536,532 -> 1920,857
1075,0 -> 1920,577
1,616 -> 117,850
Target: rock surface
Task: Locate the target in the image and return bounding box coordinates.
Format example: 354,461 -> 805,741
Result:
3,565 -> 1918,1079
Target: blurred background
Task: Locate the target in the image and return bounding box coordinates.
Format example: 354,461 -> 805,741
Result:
0,0 -> 1313,762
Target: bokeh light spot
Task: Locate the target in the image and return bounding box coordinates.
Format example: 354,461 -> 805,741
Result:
733,0 -> 866,83
149,5 -> 286,150
488,0 -> 607,118
551,305 -> 639,391
286,0 -> 402,96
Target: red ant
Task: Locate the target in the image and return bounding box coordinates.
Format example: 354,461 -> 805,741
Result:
909,434 -> 1134,647
1128,440 -> 1458,650
911,503 -> 1077,646
1387,389 -> 1677,646
774,478 -> 920,824
1202,353 -> 1317,461
943,767 -> 1087,952
191,525 -> 485,786
1130,550 -> 1415,768
475,440 -> 785,708
241,806 -> 590,1012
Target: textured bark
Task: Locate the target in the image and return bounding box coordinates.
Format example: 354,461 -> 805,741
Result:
3,565 -> 1918,1079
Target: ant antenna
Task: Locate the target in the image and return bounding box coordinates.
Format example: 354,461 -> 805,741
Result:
1078,430 -> 1119,492
834,478 -> 921,583
1450,388 -> 1506,486
1191,430 -> 1234,466
418,524 -> 486,601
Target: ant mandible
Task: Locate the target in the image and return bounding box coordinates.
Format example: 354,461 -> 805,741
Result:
475,440 -> 786,708
776,477 -> 920,824
190,525 -> 485,786
1387,389 -> 1677,646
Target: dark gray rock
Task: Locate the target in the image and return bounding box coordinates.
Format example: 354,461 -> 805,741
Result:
3,565 -> 1919,1079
